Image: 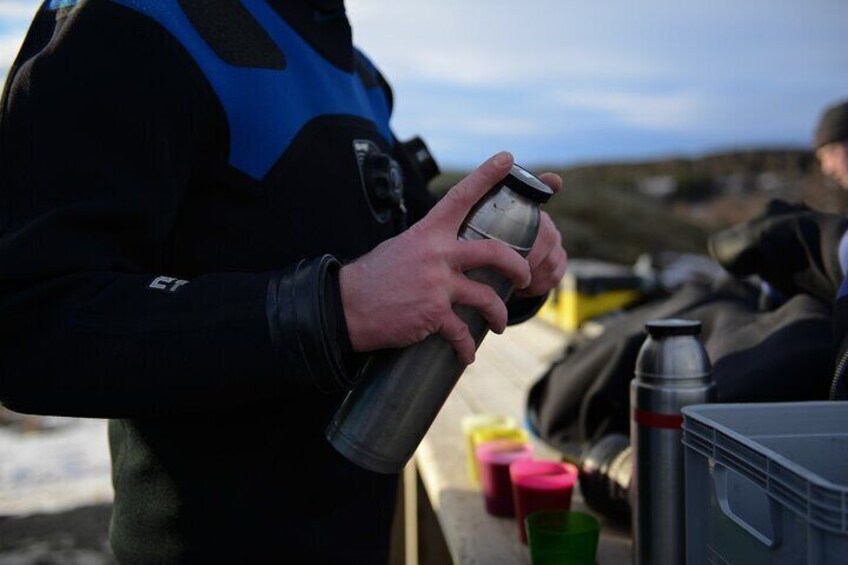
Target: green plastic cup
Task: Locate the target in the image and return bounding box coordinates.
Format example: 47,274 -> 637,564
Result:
525,510 -> 600,565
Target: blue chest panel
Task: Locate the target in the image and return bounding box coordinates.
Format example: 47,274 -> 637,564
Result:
48,0 -> 83,9
110,0 -> 393,180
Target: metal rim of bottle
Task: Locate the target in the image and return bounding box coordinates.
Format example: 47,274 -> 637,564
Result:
644,319 -> 701,338
499,164 -> 554,204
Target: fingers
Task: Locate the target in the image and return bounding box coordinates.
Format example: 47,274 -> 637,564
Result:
451,277 -> 509,334
451,238 -> 532,290
341,154 -> 564,358
514,211 -> 567,297
526,212 -> 560,271
438,311 -> 476,365
425,151 -> 514,231
519,244 -> 568,296
538,172 -> 563,194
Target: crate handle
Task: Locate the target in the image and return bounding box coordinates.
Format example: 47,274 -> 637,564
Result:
713,465 -> 782,548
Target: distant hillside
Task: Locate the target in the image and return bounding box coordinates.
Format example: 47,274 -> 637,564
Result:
430,148 -> 848,264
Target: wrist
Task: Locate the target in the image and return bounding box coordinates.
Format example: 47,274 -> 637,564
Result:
339,261 -> 369,353
266,255 -> 359,392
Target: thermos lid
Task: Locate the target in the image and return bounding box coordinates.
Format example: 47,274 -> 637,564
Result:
500,164 -> 554,203
644,318 -> 701,337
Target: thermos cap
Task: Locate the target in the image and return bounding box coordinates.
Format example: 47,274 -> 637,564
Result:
500,164 -> 554,204
644,319 -> 701,338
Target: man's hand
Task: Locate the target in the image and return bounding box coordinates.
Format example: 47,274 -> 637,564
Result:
340,152 -> 566,364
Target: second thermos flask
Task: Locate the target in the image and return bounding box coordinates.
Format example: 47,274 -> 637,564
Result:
631,319 -> 715,565
326,164 -> 553,474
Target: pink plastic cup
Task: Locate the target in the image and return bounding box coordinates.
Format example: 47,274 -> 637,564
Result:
509,460 -> 578,544
475,440 -> 533,517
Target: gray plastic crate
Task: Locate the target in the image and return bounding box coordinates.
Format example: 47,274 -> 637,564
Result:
682,402 -> 848,564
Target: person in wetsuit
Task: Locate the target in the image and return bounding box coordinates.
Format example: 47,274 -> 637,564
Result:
709,99 -> 848,400
815,100 -> 848,398
0,0 -> 567,562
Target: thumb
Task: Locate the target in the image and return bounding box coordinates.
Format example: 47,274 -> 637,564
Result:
425,151 -> 514,231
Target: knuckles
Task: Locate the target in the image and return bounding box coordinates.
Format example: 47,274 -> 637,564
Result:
419,299 -> 445,329
421,264 -> 450,291
451,322 -> 471,343
442,184 -> 475,214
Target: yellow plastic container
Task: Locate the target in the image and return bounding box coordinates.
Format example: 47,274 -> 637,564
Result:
537,259 -> 643,332
470,426 -> 529,485
461,414 -> 520,485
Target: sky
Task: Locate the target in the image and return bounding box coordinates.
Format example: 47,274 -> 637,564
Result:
1,0 -> 847,169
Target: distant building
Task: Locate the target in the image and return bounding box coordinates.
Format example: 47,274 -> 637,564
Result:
638,175 -> 676,198
756,171 -> 787,192
719,172 -> 752,195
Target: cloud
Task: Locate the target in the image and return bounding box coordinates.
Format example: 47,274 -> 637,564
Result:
551,90 -> 704,131
347,0 -> 848,166
377,45 -> 656,89
0,1 -> 38,21
0,1 -> 37,86
0,33 -> 25,76
348,0 -> 662,88
459,116 -> 553,137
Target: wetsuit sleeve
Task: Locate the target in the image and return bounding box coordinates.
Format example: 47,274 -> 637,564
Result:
0,2 -> 350,418
831,276 -> 848,399
709,199 -> 848,303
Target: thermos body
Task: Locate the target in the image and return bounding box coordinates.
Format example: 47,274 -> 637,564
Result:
326,165 -> 553,474
631,319 -> 715,565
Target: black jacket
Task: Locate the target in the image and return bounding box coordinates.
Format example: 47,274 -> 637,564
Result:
0,0 -> 435,562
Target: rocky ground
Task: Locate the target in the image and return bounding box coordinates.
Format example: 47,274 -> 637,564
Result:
0,504 -> 115,565
0,410 -> 114,565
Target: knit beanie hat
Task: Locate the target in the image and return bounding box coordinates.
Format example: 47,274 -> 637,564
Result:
815,99 -> 848,149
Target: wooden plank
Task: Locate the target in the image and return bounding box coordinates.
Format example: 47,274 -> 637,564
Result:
404,462 -> 419,565
493,320 -> 571,365
456,356 -> 525,423
417,387 -> 532,564
415,319 -> 632,564
455,321 -> 565,419
477,321 -> 569,390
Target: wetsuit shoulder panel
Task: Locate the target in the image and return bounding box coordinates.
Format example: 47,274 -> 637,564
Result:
176,0 -> 286,70
110,0 -> 393,181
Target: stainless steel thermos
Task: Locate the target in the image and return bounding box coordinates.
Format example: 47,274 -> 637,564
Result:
631,319 -> 714,565
326,164 -> 553,474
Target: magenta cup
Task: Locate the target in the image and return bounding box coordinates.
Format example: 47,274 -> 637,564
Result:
509,460 -> 578,544
475,440 -> 533,516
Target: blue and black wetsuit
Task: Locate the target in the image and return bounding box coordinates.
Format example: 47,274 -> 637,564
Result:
0,0 -> 437,562
709,199 -> 848,400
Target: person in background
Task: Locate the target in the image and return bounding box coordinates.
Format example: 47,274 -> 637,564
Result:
816,99 -> 848,398
709,98 -> 848,399
0,1 -> 567,563
815,100 -> 848,192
